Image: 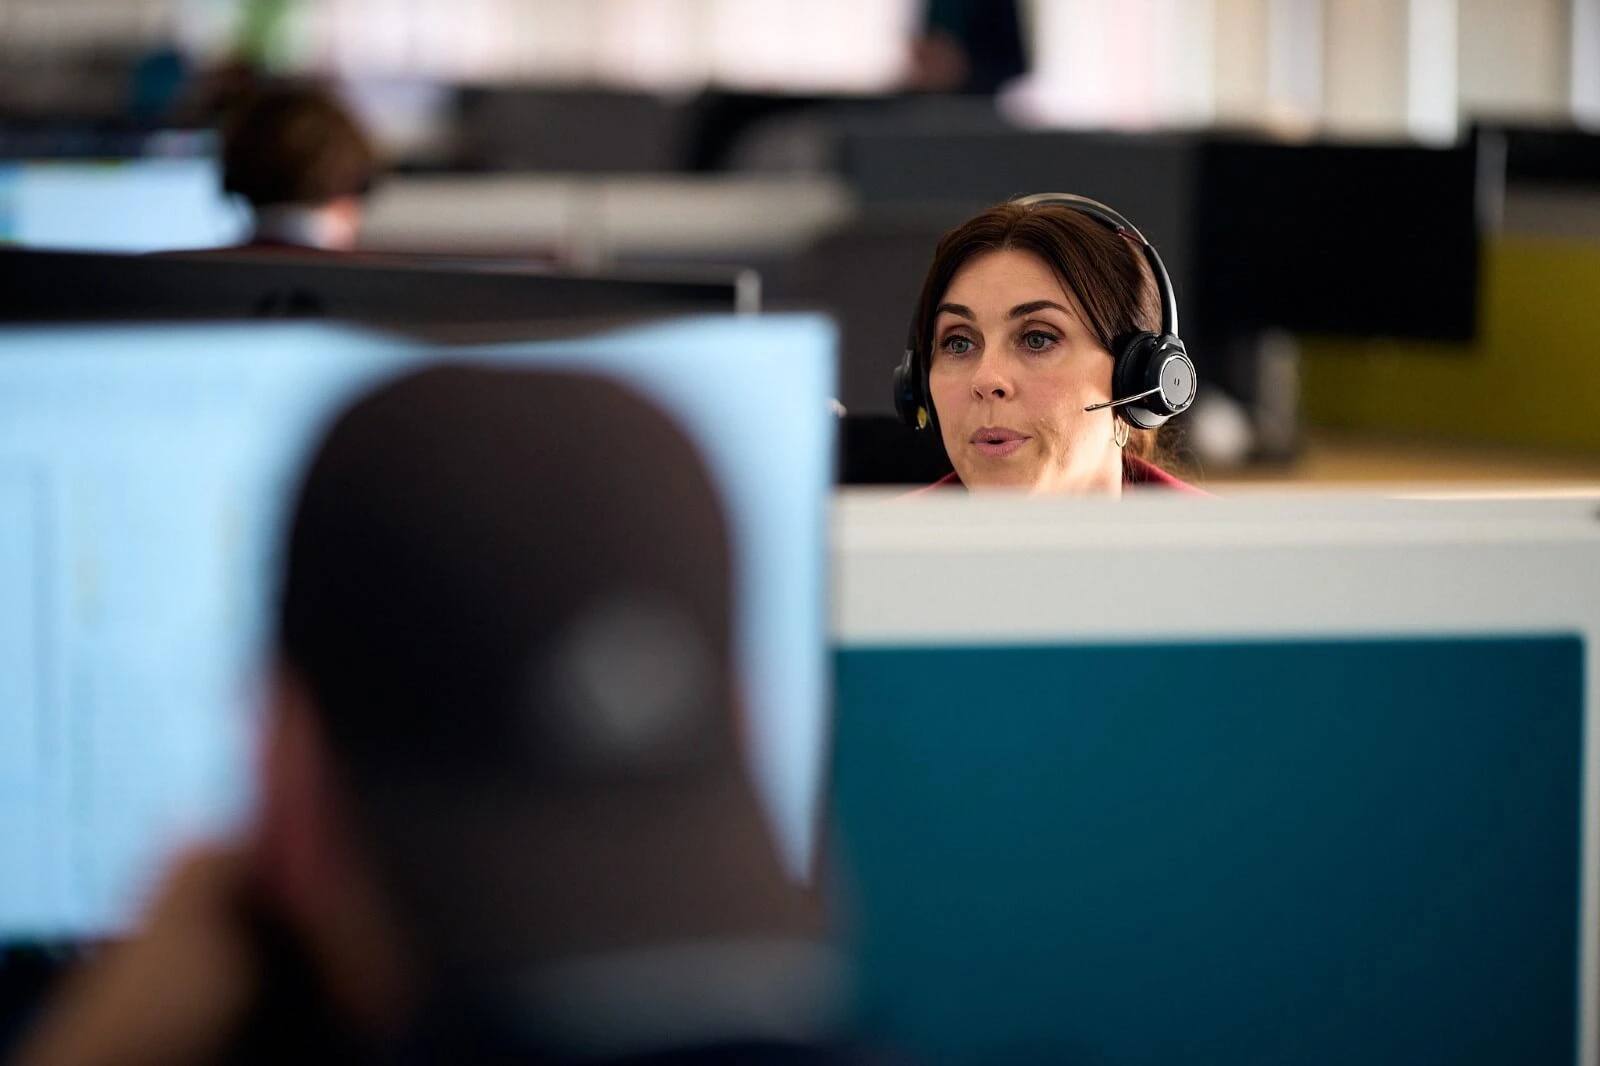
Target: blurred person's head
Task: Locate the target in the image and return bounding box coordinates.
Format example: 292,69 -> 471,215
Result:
906,0 -> 1026,95
255,366 -> 824,1053
907,199 -> 1169,494
221,82 -> 380,251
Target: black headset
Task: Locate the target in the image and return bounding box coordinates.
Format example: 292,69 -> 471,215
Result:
891,192 -> 1197,433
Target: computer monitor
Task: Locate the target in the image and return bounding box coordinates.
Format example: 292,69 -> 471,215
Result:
0,314 -> 835,944
1191,137 -> 1484,343
832,490 -> 1597,1066
0,156 -> 248,254
0,246 -> 758,325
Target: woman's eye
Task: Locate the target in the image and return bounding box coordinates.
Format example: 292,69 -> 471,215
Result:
942,335 -> 975,356
1022,331 -> 1057,351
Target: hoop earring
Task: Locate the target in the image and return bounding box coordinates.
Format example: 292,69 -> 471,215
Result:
1113,418 -> 1130,449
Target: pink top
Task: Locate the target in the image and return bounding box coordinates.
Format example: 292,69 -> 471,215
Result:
907,455 -> 1204,496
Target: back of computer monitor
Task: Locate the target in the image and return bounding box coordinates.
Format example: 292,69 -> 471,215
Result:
0,247 -> 754,326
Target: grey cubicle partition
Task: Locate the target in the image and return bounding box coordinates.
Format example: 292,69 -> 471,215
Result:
769,206 -> 970,418
832,491 -> 1596,1066
452,88 -> 696,173
835,120 -> 1489,345
838,122 -> 1200,310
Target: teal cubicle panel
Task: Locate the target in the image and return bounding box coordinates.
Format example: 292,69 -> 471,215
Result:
833,636 -> 1583,1066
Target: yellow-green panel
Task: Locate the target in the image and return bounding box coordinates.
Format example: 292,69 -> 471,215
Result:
1300,237 -> 1600,453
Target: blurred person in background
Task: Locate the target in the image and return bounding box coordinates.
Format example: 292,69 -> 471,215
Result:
906,0 -> 1027,95
12,367 -> 855,1066
688,0 -> 1027,173
903,197 -> 1200,495
220,83 -> 381,252
127,43 -> 193,126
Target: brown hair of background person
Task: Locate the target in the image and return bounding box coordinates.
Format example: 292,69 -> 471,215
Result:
905,199 -> 1198,495
221,82 -> 380,251
12,367 -> 848,1066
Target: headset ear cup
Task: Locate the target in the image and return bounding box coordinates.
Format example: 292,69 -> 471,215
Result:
1112,332 -> 1162,431
893,348 -> 924,429
1112,333 -> 1197,430
1151,338 -> 1197,418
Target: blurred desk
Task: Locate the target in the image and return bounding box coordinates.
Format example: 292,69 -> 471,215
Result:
359,173 -> 854,264
1206,431 -> 1600,489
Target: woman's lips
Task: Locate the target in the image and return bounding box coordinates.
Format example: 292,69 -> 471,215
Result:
970,426 -> 1030,459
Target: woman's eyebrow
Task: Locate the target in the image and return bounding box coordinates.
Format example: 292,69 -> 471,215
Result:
1008,299 -> 1072,319
935,302 -> 975,320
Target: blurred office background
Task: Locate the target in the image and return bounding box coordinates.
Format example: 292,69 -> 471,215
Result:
4,0 -> 1600,485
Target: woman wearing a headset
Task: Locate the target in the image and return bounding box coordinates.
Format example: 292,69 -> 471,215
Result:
896,194 -> 1201,494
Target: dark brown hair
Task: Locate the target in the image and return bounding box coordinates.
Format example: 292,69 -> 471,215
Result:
909,199 -> 1167,465
221,83 -> 380,208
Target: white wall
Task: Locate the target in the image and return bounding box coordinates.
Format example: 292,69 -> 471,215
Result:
1318,0 -> 1456,140
0,0 -> 1589,135
1323,0 -> 1410,135
1212,0 -> 1274,125
1016,0 -> 1217,128
1458,0 -> 1569,121
0,0 -> 920,91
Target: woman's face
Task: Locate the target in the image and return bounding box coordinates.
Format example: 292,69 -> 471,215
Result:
927,248 -> 1122,494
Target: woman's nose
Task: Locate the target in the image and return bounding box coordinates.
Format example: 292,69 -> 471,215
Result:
970,356 -> 1010,399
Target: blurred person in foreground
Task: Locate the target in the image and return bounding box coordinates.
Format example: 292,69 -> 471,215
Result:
12,366 -> 849,1065
220,82 -> 381,252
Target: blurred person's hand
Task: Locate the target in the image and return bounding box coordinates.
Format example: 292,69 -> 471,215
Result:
11,845 -> 258,1066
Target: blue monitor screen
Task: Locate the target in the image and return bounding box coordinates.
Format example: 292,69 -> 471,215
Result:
0,315 -> 836,938
0,158 -> 248,254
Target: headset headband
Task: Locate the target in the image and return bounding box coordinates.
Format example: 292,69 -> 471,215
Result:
1011,192 -> 1179,338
